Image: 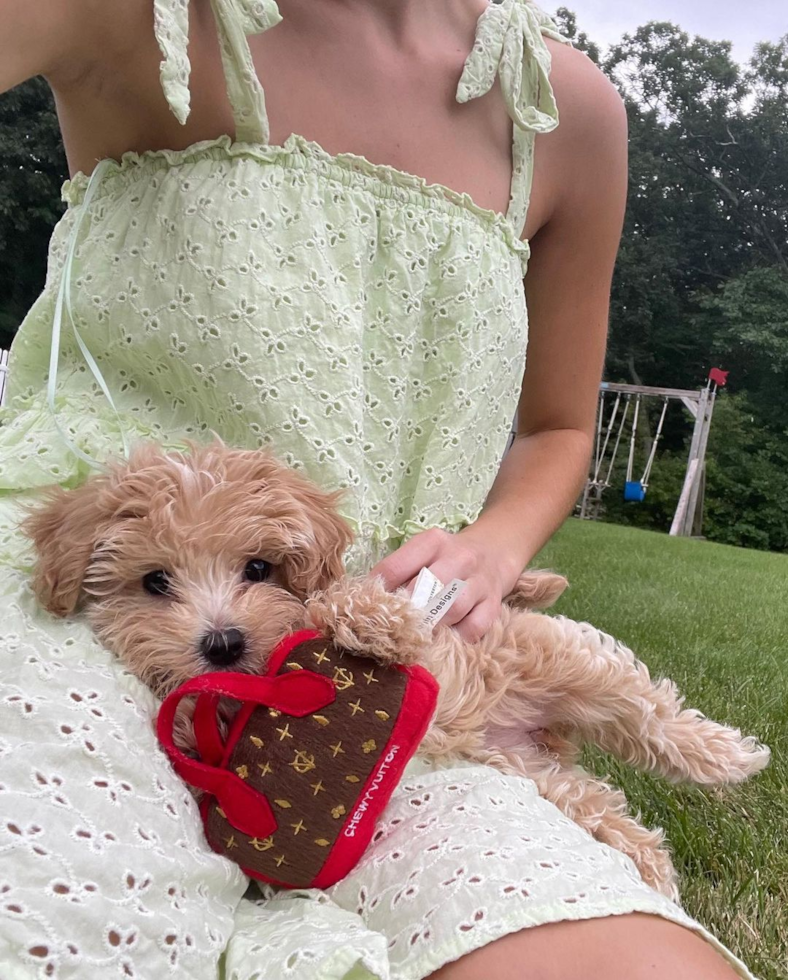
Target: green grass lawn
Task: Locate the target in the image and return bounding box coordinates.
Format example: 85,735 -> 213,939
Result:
535,519 -> 788,978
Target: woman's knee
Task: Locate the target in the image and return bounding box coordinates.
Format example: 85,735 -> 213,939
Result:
428,913 -> 742,980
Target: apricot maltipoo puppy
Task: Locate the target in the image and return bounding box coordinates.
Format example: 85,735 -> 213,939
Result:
25,442 -> 769,901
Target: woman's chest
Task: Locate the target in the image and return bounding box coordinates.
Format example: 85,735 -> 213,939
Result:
61,1 -> 556,242
252,26 -> 514,219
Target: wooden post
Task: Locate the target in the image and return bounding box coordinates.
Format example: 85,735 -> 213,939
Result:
670,385 -> 709,537
687,387 -> 716,537
578,480 -> 591,520
670,459 -> 699,536
691,463 -> 707,538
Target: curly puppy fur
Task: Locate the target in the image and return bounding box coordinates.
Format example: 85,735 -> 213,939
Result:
25,443 -> 770,902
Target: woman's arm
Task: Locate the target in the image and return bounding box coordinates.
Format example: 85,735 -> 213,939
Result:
1,0 -> 93,94
372,47 -> 628,641
469,47 -> 629,575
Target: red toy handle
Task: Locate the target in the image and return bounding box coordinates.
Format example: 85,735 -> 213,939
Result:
156,670 -> 336,838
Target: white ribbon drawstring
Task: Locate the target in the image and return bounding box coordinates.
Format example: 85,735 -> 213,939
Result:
48,158 -> 130,469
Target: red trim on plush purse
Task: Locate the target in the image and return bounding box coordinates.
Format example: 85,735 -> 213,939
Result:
311,661 -> 438,888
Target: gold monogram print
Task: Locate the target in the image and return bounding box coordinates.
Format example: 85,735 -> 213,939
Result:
289,750 -> 316,774
332,666 -> 355,691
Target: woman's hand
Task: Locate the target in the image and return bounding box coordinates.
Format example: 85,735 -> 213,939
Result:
369,523 -> 523,643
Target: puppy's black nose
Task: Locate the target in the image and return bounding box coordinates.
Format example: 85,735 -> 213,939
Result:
200,628 -> 246,666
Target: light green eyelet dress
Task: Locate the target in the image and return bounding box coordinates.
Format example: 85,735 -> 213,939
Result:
0,2 -> 758,978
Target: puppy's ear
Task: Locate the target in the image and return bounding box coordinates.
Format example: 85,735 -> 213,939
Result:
287,484 -> 353,597
23,479 -> 110,617
198,444 -> 353,597
504,570 -> 568,610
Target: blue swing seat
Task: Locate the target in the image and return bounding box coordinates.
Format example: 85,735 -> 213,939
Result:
624,480 -> 646,502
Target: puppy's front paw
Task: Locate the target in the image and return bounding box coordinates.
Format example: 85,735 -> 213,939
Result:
306,576 -> 427,666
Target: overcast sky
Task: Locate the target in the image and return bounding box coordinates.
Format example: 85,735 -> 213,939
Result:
561,0 -> 786,62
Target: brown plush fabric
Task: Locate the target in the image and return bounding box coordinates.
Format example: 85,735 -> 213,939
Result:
204,638 -> 407,886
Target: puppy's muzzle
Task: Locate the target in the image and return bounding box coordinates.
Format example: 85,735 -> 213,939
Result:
200,628 -> 247,667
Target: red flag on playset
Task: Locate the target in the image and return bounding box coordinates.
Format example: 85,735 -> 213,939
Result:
708,368 -> 729,387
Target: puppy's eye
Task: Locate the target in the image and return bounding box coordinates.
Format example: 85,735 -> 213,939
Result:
142,570 -> 172,596
244,559 -> 272,583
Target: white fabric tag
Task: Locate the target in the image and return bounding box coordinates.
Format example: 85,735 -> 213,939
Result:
410,567 -> 444,609
409,568 -> 468,629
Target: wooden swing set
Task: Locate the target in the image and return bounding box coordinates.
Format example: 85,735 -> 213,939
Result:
578,369 -> 728,537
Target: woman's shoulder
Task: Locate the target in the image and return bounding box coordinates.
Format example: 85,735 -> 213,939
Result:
525,39 -> 627,238
545,39 -> 626,141
541,39 -> 627,192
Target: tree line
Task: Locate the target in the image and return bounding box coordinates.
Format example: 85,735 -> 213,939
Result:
556,9 -> 788,551
1,10 -> 787,550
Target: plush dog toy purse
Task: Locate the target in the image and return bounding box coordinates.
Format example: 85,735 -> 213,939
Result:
157,630 -> 438,888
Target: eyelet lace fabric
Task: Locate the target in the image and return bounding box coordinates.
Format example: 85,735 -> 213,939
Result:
0,530 -> 248,978
3,132 -> 533,571
0,1 -> 758,977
